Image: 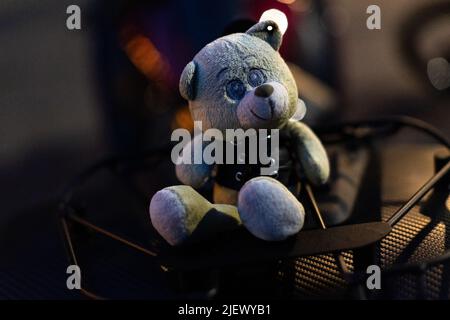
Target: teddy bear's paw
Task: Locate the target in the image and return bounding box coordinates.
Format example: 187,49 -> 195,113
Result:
149,187 -> 191,246
149,185 -> 241,246
238,177 -> 305,241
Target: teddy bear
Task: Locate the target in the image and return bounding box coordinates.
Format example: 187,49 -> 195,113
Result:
149,19 -> 329,246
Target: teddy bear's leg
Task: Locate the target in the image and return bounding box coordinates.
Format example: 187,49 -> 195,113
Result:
149,185 -> 241,245
238,177 -> 305,241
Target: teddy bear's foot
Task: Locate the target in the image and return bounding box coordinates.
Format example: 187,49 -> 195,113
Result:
149,185 -> 241,246
238,177 -> 305,241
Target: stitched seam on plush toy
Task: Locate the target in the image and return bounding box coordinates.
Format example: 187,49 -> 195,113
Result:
165,188 -> 189,241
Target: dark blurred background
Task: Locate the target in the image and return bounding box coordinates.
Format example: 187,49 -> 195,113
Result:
0,0 -> 449,298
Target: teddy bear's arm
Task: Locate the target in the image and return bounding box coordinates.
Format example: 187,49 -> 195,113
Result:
285,119 -> 330,186
175,134 -> 215,188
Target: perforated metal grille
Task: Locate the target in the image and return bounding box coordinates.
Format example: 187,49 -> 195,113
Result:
378,199 -> 450,299
278,198 -> 450,299
278,251 -> 354,298
298,252 -> 354,297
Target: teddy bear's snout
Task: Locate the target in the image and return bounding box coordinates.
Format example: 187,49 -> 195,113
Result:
254,83 -> 274,98
237,81 -> 290,129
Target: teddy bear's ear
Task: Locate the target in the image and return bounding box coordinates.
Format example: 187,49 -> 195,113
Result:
246,20 -> 283,51
291,98 -> 307,121
179,61 -> 197,100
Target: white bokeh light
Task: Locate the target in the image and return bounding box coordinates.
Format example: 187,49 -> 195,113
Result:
259,9 -> 288,35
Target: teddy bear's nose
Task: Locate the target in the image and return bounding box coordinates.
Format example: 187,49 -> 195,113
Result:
255,84 -> 274,98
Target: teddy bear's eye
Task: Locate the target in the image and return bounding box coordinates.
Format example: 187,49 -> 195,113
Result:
226,79 -> 246,100
248,69 -> 266,87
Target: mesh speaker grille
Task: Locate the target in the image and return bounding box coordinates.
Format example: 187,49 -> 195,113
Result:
278,198 -> 450,299
378,199 -> 450,299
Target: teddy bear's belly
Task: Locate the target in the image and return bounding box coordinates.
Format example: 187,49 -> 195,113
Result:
213,145 -> 294,205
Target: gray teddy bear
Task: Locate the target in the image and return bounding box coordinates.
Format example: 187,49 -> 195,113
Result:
149,20 -> 329,245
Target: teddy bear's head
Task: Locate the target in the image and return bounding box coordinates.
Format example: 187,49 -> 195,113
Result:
179,20 -> 305,132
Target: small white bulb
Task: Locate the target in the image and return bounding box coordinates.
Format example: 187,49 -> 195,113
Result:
259,9 -> 288,35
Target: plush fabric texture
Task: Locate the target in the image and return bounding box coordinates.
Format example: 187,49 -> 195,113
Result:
175,134 -> 214,188
180,26 -> 297,132
245,20 -> 283,51
284,119 -> 330,185
149,187 -> 189,246
149,20 -> 330,245
150,185 -> 241,245
179,61 -> 196,100
238,177 -> 305,241
237,81 -> 290,130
